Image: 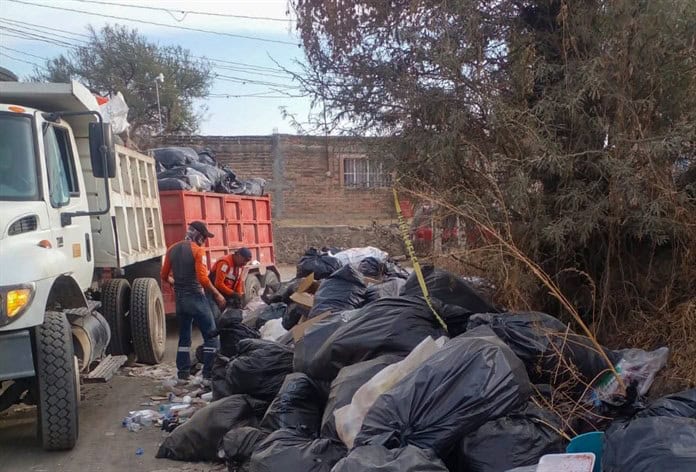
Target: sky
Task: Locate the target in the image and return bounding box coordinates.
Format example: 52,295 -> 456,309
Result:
0,0 -> 313,135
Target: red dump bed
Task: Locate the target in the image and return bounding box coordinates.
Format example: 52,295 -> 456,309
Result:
159,190 -> 275,313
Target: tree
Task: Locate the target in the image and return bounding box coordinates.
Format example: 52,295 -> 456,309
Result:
33,24 -> 213,139
293,0 -> 696,379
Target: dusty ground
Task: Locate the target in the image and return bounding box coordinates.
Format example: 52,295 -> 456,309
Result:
0,264 -> 296,472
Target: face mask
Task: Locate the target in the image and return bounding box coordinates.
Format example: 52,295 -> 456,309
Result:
186,227 -> 206,246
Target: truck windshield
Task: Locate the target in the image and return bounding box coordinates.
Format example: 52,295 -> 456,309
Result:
0,113 -> 39,201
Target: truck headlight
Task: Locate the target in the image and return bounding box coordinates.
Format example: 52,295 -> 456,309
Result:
1,284 -> 35,323
7,288 -> 33,317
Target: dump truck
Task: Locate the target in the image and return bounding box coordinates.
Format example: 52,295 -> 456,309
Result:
159,189 -> 281,313
0,80 -> 167,450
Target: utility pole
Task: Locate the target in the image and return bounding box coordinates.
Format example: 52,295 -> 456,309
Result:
154,73 -> 164,134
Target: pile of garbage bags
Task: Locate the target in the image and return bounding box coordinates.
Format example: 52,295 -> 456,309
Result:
153,146 -> 266,196
157,247 -> 686,472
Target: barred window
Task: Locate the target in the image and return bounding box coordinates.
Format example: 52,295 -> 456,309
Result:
343,157 -> 391,188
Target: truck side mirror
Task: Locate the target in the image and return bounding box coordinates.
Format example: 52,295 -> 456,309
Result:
89,122 -> 116,178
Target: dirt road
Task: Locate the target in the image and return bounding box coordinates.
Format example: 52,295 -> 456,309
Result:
0,265 -> 296,472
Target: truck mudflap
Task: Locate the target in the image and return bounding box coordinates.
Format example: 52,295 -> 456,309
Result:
0,329 -> 35,381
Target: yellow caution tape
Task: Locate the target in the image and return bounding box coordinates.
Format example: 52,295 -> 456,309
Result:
392,187 -> 448,333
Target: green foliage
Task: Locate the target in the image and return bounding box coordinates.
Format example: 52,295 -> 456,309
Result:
33,24 -> 213,138
294,0 -> 696,324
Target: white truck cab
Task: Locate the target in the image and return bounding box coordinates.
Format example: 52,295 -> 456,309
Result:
0,80 -> 167,450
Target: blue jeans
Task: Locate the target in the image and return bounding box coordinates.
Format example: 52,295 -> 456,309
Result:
175,292 -> 220,379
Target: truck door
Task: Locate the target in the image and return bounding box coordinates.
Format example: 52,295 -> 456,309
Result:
41,122 -> 93,289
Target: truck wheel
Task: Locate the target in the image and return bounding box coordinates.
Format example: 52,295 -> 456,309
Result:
34,311 -> 79,450
130,278 -> 166,365
243,274 -> 262,307
101,279 -> 132,355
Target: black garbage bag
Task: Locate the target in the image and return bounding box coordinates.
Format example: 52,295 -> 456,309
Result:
216,305 -> 243,326
221,426 -> 269,468
251,303 -> 288,330
297,247 -> 342,279
215,166 -> 239,194
365,278 -> 407,302
321,355 -> 404,440
467,312 -> 620,387
244,178 -> 266,196
197,148 -> 218,166
156,394 -> 264,461
263,278 -> 301,304
153,147 -> 198,169
157,166 -> 212,191
188,161 -> 228,186
156,166 -> 188,180
217,316 -> 260,358
602,416 -> 696,472
260,373 -> 325,436
401,266 -> 497,314
282,302 -> 308,330
293,309 -> 362,375
249,428 -> 347,472
158,177 -> 191,191
357,257 -> 382,277
333,445 -> 450,472
303,296 -> 448,381
635,389 -> 696,419
309,265 -> 368,318
457,403 -> 567,472
212,354 -> 232,400
227,339 -> 294,400
354,326 -> 532,456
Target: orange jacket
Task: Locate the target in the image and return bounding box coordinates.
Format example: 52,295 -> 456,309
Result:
210,254 -> 244,298
160,240 -> 213,294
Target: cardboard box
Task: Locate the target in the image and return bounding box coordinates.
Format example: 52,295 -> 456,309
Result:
290,311 -> 332,342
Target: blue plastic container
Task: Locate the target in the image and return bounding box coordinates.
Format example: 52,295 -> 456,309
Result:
566,431 -> 605,472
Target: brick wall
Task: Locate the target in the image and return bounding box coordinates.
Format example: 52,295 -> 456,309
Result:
159,134 -> 396,226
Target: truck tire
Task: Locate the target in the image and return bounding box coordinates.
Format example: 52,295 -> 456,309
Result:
101,278 -> 132,355
243,274 -> 262,307
34,311 -> 79,451
130,278 -> 166,365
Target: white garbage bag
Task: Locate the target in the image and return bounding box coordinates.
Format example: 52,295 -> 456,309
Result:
99,91 -> 130,134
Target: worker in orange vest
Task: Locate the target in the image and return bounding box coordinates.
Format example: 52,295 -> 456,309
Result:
161,221 -> 224,383
209,247 -> 253,308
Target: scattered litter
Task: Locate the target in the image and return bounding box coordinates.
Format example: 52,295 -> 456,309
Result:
135,447 -> 144,456
123,364 -> 177,380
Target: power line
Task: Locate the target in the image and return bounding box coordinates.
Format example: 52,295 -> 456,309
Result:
0,17 -> 91,40
0,25 -> 77,48
7,0 -> 299,46
65,0 -> 292,23
0,50 -> 45,69
0,20 -> 88,46
0,44 -> 49,61
0,16 -> 299,75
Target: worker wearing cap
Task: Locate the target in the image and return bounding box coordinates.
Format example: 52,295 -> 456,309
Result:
209,247 -> 253,308
161,221 -> 224,382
